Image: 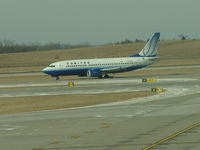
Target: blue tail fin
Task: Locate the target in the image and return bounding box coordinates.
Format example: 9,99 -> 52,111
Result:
130,32 -> 160,57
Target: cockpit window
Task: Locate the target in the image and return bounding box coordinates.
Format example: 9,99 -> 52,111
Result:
48,64 -> 55,67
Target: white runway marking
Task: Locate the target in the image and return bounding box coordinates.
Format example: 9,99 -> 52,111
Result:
27,86 -> 200,115
0,125 -> 22,132
143,64 -> 200,70
0,128 -> 16,131
96,115 -> 105,118
0,82 -> 67,88
0,78 -> 197,89
158,78 -> 198,82
0,88 -> 140,98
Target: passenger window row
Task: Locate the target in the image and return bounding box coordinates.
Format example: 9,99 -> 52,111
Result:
65,62 -> 134,67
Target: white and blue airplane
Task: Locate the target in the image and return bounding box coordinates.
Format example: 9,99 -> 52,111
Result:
42,32 -> 160,80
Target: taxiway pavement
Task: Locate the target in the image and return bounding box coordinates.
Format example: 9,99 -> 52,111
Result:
0,68 -> 200,150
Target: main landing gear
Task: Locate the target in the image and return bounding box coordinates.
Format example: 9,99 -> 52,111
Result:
98,74 -> 110,79
104,74 -> 110,78
56,76 -> 59,80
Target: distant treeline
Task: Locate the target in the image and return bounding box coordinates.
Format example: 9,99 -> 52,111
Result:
115,38 -> 144,44
0,34 -> 190,53
0,38 -> 141,54
0,39 -> 90,54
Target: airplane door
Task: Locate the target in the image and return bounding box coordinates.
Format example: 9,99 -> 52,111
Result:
59,64 -> 63,69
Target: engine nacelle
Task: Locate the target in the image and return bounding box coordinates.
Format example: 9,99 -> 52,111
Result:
87,69 -> 102,77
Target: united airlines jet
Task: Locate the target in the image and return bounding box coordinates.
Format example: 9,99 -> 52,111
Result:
42,33 -> 160,80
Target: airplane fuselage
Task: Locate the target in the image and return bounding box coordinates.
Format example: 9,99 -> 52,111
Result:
42,56 -> 159,77
42,33 -> 160,79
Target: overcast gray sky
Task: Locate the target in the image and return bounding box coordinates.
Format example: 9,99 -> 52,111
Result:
0,0 -> 199,45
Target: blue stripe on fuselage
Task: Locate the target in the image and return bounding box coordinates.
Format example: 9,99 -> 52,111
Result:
42,65 -> 145,77
130,54 -> 156,57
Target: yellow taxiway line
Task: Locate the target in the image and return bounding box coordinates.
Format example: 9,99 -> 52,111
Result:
143,122 -> 200,150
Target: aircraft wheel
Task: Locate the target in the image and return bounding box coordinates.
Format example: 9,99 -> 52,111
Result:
104,74 -> 110,78
98,75 -> 103,79
56,76 -> 59,80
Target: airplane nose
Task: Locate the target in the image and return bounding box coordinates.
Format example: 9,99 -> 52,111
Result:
42,68 -> 48,74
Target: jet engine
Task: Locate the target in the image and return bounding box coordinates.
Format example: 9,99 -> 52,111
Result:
87,69 -> 102,78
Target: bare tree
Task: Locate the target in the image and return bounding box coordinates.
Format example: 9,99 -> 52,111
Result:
179,34 -> 188,40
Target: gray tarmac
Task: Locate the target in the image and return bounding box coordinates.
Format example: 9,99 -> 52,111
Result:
0,66 -> 200,150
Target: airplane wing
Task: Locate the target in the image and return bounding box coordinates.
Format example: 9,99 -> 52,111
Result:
101,66 -> 123,73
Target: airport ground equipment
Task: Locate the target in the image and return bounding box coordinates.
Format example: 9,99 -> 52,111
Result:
142,78 -> 157,82
151,88 -> 166,92
68,82 -> 75,87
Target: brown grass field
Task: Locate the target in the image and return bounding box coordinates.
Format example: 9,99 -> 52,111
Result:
0,91 -> 154,114
0,39 -> 200,73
